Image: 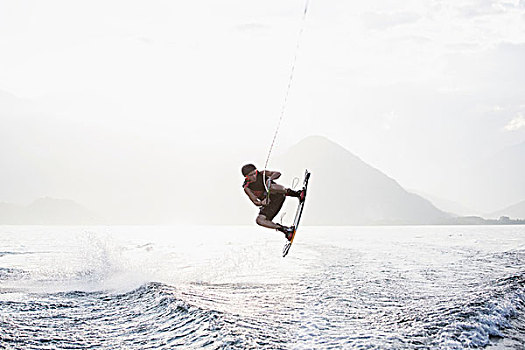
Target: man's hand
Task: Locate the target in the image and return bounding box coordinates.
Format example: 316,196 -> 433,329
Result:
260,197 -> 270,206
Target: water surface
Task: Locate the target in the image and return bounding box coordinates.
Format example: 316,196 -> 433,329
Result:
1,225 -> 524,349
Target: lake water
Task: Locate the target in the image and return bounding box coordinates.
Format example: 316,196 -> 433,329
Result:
1,225 -> 524,349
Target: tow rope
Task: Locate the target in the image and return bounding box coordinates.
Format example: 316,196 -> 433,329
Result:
263,0 -> 310,192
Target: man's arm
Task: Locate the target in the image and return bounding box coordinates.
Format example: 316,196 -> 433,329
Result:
244,187 -> 263,206
262,170 -> 281,181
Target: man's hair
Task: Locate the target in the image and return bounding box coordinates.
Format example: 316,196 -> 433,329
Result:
241,164 -> 257,176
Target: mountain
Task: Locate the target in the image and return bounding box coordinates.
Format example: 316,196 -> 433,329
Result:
486,200 -> 525,220
453,141 -> 525,213
272,136 -> 451,225
0,197 -> 102,225
408,189 -> 479,217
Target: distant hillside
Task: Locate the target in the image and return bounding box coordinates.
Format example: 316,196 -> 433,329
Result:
0,197 -> 102,225
272,136 -> 452,225
409,189 -> 479,217
454,141 -> 525,213
487,200 -> 525,220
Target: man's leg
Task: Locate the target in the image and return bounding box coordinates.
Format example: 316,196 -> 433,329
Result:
268,183 -> 301,198
256,214 -> 293,240
268,183 -> 286,194
256,214 -> 280,229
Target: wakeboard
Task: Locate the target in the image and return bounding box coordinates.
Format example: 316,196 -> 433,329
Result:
282,170 -> 311,257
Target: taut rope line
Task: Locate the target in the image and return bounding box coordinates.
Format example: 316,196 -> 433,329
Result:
263,0 -> 310,192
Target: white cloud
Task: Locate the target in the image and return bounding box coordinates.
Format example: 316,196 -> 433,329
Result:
504,114 -> 525,131
236,22 -> 269,33
2,0 -> 525,214
381,111 -> 398,130
362,11 -> 421,30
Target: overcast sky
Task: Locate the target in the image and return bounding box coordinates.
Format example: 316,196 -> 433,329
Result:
1,0 -> 525,218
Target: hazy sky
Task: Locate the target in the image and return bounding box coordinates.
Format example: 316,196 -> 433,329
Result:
1,0 -> 525,219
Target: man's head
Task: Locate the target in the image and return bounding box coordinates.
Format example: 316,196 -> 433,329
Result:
241,164 -> 257,177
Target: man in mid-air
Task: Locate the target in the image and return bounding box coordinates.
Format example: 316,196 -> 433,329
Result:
241,164 -> 305,241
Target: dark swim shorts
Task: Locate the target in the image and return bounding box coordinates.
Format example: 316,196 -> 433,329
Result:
259,193 -> 286,220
